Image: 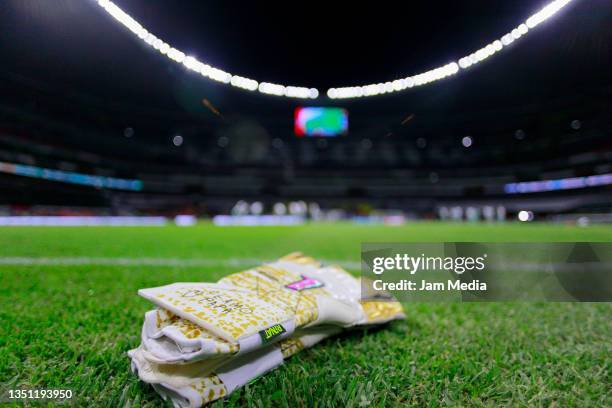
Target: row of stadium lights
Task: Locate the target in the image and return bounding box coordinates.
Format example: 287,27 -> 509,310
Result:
439,206 -> 537,222
125,127 -> 185,146
232,200 -> 318,217
127,122 -> 581,150
96,0 -> 574,100
403,119 -> 581,150
124,120 -> 580,149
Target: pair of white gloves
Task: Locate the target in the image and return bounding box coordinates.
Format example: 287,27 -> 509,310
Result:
128,253 -> 404,407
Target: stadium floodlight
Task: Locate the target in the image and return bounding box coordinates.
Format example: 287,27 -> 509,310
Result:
172,135 -> 183,146
249,201 -> 264,215
94,0 -> 317,99
327,0 -> 574,99
95,0 -> 574,100
231,200 -> 249,215
273,202 -> 287,215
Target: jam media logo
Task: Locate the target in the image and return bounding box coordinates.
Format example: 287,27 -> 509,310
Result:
259,323 -> 286,343
285,275 -> 324,291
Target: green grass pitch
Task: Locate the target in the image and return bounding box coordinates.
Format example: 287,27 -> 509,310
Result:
0,222 -> 610,407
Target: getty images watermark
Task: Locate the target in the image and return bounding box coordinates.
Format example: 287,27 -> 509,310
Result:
361,243 -> 612,302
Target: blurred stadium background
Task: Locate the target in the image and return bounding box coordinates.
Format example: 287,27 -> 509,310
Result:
0,0 -> 610,227
1,2 -> 611,406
